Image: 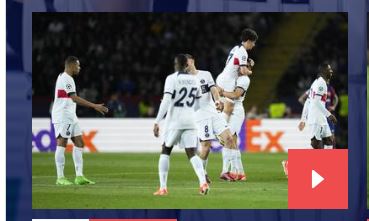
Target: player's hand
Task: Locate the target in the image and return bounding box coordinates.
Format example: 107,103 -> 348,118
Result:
215,100 -> 224,112
328,106 -> 336,112
248,58 -> 255,67
328,114 -> 337,124
94,103 -> 109,115
245,68 -> 253,75
153,123 -> 160,137
298,121 -> 305,131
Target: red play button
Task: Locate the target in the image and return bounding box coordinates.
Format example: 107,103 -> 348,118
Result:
288,149 -> 348,209
311,169 -> 324,189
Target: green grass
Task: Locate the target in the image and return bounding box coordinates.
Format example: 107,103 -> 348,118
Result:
32,152 -> 288,209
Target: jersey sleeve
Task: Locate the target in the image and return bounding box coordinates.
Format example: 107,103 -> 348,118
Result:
206,72 -> 215,88
234,48 -> 248,66
236,76 -> 250,92
64,76 -> 76,96
163,75 -> 175,95
313,80 -> 327,96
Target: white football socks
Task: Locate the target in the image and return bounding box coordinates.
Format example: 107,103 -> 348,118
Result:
235,149 -> 245,174
202,158 -> 208,175
190,155 -> 206,185
222,147 -> 232,174
230,149 -> 238,174
158,154 -> 170,189
72,147 -> 84,177
55,146 -> 65,178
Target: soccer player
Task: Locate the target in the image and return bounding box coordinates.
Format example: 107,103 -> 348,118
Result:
298,80 -> 339,146
52,56 -> 109,185
185,54 -> 237,183
216,28 -> 257,123
283,64 -> 338,177
153,54 -> 209,196
302,63 -> 337,149
217,60 -> 253,181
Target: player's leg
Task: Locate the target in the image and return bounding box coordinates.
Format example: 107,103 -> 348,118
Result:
71,135 -> 94,185
231,134 -> 246,181
217,128 -> 236,181
70,123 -> 95,185
281,160 -> 288,178
54,123 -> 73,185
198,140 -> 212,183
309,124 -> 324,149
328,119 -> 336,148
227,111 -> 246,181
216,73 -> 235,123
322,136 -> 334,149
197,118 -> 217,183
154,144 -> 173,195
154,129 -> 178,195
322,124 -> 334,149
222,97 -> 234,123
311,137 -> 323,149
182,130 -> 209,195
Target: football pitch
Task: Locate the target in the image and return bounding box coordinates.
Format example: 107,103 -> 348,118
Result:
32,152 -> 288,209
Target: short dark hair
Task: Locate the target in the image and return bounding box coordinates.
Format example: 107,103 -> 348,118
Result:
240,28 -> 258,42
185,54 -> 194,60
318,62 -> 330,74
175,54 -> 188,69
65,56 -> 79,65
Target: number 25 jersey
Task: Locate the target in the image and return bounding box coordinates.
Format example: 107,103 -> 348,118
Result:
163,72 -> 201,130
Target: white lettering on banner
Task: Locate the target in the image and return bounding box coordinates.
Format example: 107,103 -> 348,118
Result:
32,118 -> 312,153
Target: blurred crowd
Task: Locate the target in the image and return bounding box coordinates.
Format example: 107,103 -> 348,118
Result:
33,14 -> 347,144
32,13 -> 280,117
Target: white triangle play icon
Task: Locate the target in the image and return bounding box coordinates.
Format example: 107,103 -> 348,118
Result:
312,170 -> 324,189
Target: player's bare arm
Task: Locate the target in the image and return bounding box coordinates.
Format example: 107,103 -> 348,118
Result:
298,92 -> 308,105
210,86 -> 224,111
69,94 -> 108,115
222,87 -> 245,100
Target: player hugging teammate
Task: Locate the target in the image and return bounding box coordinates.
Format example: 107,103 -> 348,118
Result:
153,29 -> 258,195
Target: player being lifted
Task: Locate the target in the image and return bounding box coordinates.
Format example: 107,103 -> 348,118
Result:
52,56 -> 109,186
217,58 -> 254,181
185,54 -> 238,183
216,28 -> 258,123
153,54 -> 209,196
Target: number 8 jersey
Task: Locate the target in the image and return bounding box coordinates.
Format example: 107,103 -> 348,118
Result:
163,71 -> 201,130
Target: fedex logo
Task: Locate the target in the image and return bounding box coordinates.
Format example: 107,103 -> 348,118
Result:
246,120 -> 284,152
32,122 -> 98,152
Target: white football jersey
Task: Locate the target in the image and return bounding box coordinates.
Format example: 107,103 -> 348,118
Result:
307,77 -> 329,125
221,45 -> 248,79
163,72 -> 201,130
51,72 -> 78,124
194,70 -> 219,121
234,75 -> 250,107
